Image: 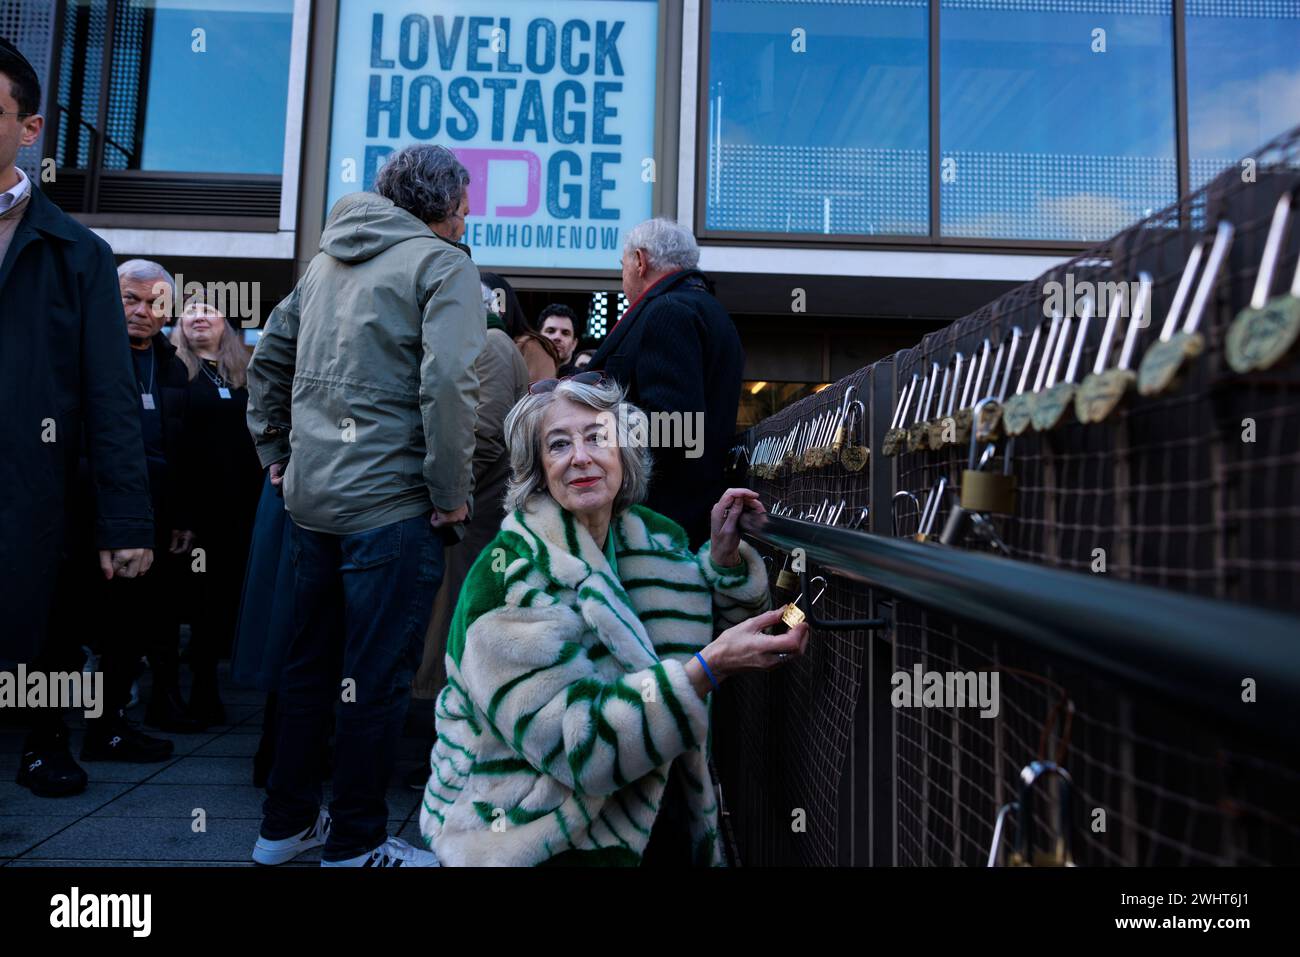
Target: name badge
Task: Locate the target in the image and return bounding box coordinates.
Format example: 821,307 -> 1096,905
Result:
141,394 -> 155,410
218,387 -> 232,399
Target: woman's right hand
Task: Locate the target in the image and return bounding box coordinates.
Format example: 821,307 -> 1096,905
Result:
690,607 -> 808,696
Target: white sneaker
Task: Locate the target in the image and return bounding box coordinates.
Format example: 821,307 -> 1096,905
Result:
320,835 -> 440,868
252,807 -> 331,865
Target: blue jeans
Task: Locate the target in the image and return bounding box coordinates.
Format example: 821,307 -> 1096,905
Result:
261,514 -> 443,861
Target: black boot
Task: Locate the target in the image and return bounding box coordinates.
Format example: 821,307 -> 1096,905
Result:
82,709 -> 175,762
16,724 -> 88,797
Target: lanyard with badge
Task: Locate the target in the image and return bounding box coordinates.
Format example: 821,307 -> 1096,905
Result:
138,351 -> 157,409
200,360 -> 232,399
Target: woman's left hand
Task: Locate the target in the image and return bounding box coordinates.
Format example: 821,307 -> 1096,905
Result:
709,488 -> 765,567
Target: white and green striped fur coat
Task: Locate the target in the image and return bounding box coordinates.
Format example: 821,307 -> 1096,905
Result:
419,494 -> 770,866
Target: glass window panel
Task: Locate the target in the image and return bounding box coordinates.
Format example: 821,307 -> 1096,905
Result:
1186,0 -> 1300,192
55,0 -> 110,169
940,0 -> 1176,242
705,0 -> 930,237
132,0 -> 294,173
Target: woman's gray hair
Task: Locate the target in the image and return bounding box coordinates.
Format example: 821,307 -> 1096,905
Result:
503,378 -> 652,517
374,145 -> 470,225
117,259 -> 174,295
623,218 -> 699,272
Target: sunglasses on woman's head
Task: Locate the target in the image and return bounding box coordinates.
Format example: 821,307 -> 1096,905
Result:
528,371 -> 608,395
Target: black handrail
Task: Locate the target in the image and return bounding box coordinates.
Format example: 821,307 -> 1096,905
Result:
740,511 -> 1300,740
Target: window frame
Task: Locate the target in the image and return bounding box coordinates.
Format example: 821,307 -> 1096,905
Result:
42,0 -> 298,230
692,0 -> 1200,253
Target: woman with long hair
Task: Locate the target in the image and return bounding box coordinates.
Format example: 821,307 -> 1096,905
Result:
169,294 -> 264,726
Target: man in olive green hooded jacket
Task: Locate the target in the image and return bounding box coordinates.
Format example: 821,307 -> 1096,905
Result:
245,145 -> 482,867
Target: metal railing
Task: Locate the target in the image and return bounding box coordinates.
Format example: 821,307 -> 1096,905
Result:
712,125 -> 1300,868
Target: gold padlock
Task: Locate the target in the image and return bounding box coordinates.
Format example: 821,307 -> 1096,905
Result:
960,469 -> 1016,514
838,399 -> 869,470
775,551 -> 799,592
780,578 -> 827,628
780,602 -> 805,628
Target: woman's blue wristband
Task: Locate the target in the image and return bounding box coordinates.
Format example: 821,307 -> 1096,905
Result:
695,652 -> 720,693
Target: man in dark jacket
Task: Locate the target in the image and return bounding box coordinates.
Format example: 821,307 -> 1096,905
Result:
81,260 -> 200,739
0,38 -> 156,797
587,218 -> 745,548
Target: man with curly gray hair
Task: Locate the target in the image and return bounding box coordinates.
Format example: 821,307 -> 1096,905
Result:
246,144 -> 483,868
586,218 -> 745,548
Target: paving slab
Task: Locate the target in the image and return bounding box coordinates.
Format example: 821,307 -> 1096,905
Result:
0,780 -> 133,817
89,784 -> 266,820
0,815 -> 85,857
19,815 -> 263,862
148,757 -> 256,786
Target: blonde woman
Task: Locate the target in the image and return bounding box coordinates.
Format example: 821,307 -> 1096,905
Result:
170,296 -> 263,726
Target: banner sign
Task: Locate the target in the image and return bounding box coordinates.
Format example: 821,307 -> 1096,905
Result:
328,0 -> 659,270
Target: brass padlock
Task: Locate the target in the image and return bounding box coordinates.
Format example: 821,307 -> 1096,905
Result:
780,578 -> 826,629
839,400 -> 869,471
987,760 -> 1076,867
960,469 -> 1016,514
904,363 -> 941,454
883,372 -> 920,457
1226,193 -> 1300,373
774,551 -> 799,592
1075,273 -> 1150,425
973,400 -> 1001,443
906,420 -> 930,454
960,404 -> 1016,514
1138,220 -> 1234,397
780,602 -> 805,628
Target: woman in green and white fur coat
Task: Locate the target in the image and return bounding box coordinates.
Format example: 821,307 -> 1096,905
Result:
420,373 -> 809,866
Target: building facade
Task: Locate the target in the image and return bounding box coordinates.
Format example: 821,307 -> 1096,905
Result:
8,0 -> 1299,425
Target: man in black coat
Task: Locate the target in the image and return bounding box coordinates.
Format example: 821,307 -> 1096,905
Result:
0,39 -> 159,797
92,260 -> 200,739
587,218 -> 746,548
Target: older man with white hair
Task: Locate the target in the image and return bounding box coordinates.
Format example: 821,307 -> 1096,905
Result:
63,261 -> 199,741
586,218 -> 745,548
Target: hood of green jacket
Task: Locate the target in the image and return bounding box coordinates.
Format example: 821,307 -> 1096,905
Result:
319,192 -> 437,264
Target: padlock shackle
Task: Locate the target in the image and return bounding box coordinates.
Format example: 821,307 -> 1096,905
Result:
966,339 -> 992,409
1183,219 -> 1235,336
968,397 -> 1001,469
1044,314 -> 1072,390
1117,273 -> 1153,372
1249,194 -> 1291,308
1159,239 -> 1205,341
1063,296 -> 1095,385
892,490 -> 921,538
1015,323 -> 1043,397
946,352 -> 965,417
1092,279 -> 1129,376
998,327 -> 1022,403
893,374 -> 918,429
986,801 -> 1018,867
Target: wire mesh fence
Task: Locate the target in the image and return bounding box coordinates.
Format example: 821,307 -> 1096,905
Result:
714,124 -> 1300,867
